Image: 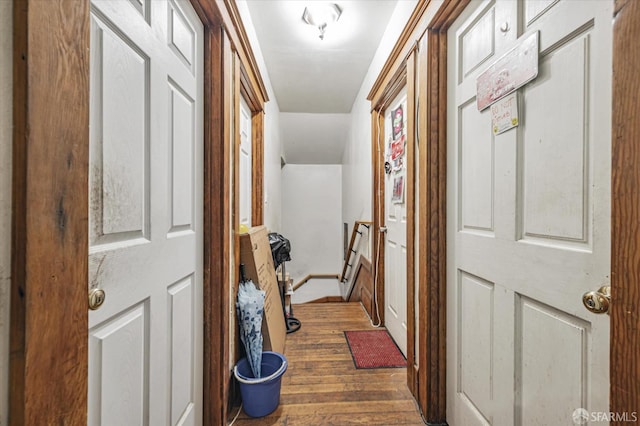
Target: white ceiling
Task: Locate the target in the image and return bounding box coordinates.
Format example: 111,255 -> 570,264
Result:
244,1 -> 398,164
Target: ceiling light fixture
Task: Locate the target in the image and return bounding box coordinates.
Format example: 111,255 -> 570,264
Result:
302,3 -> 343,40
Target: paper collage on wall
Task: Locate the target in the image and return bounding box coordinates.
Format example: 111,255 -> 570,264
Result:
390,104 -> 405,204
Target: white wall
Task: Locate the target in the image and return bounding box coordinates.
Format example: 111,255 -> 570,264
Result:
280,113 -> 350,165
0,1 -> 12,423
292,279 -> 341,304
281,165 -> 343,282
341,0 -> 418,243
262,95 -> 282,232
237,0 -> 283,233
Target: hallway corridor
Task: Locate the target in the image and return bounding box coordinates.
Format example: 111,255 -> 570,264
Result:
233,303 -> 424,425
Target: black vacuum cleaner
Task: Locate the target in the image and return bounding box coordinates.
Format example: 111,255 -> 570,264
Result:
268,233 -> 301,333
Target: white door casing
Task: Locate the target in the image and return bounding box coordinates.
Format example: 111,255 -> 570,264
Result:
239,97 -> 252,228
384,89 -> 408,356
88,1 -> 204,424
446,1 -> 612,425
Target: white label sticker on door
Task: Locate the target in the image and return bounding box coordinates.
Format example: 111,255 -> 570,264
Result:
491,92 -> 519,135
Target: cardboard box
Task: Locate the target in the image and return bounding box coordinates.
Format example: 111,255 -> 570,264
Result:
276,267 -> 290,284
239,226 -> 286,354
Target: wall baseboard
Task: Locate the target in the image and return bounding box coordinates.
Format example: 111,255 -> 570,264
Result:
301,296 -> 344,304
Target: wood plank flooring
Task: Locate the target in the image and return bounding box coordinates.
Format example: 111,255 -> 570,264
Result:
232,302 -> 425,425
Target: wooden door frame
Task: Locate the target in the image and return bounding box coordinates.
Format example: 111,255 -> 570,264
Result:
372,0 -> 639,424
369,59 -> 414,391
422,0 -> 640,423
9,0 -> 268,424
368,0 -> 461,413
237,58 -> 266,228
610,0 -> 640,418
416,2 -> 469,423
233,54 -> 266,321
223,0 -> 267,230
231,50 -> 267,369
10,2 -> 91,424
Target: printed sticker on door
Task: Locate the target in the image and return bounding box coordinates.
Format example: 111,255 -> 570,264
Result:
491,92 -> 519,135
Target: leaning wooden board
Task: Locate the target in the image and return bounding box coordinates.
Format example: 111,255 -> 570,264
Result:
239,226 -> 286,353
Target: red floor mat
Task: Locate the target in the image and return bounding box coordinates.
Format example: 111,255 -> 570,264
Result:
344,329 -> 406,369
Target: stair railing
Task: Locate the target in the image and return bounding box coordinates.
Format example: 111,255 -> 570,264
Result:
339,221 -> 372,284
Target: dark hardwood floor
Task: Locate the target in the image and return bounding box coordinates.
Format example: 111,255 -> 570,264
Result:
232,302 -> 425,425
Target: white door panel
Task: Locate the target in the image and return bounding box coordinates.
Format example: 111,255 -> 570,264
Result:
239,97 -> 252,227
89,1 -> 204,425
447,1 -> 611,424
384,89 -> 408,356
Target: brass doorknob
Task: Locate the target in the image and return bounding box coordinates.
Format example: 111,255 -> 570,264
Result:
88,288 -> 106,310
582,285 -> 611,314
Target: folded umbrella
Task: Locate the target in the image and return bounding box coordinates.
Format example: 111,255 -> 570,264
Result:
236,264 -> 265,378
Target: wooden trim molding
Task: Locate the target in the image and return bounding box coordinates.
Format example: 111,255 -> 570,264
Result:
304,296 -> 344,304
221,27 -> 236,419
10,1 -> 90,423
202,24 -> 232,425
429,0 -> 470,29
220,0 -> 269,104
410,1 -> 469,422
239,70 -> 265,228
405,50 -> 417,396
611,0 -> 640,418
251,111 -> 265,226
414,33 -> 431,412
233,50 -> 241,288
368,0 -> 433,102
369,0 -> 463,419
369,41 -> 417,409
371,109 -> 385,328
238,53 -> 265,228
415,33 -> 429,405
372,67 -> 408,112
200,3 -> 268,417
371,67 -> 418,401
415,29 -> 448,423
240,65 -> 264,109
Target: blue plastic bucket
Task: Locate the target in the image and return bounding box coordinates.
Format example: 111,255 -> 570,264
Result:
233,351 -> 288,418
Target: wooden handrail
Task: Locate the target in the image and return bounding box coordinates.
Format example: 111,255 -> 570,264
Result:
339,221 -> 372,283
292,274 -> 340,291
289,220 -> 371,295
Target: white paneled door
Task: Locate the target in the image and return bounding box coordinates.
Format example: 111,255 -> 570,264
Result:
239,97 -> 252,228
447,1 -> 611,425
88,1 -> 204,424
384,89 -> 408,356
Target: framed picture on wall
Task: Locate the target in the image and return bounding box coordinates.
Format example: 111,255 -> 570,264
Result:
391,174 -> 404,204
